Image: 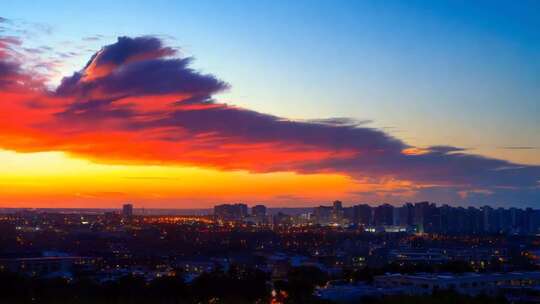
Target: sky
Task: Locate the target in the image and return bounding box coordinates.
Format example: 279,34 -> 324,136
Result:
0,0 -> 538,208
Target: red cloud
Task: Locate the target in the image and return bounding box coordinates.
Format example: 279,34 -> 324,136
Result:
1,35 -> 539,204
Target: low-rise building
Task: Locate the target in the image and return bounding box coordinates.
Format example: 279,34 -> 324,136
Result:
374,272 -> 540,296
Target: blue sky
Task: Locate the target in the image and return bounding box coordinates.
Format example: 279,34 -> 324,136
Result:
2,0 -> 539,165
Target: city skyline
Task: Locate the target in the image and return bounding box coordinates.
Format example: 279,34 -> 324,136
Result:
0,1 -> 539,208
211,201 -> 540,236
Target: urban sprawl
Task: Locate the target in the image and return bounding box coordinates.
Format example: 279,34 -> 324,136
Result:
1,201 -> 540,303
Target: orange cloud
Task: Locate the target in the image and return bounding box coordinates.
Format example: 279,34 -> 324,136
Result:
0,34 -> 539,206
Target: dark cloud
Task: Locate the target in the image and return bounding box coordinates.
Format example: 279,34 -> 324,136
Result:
0,59 -> 26,89
1,34 -> 539,206
0,60 -> 18,74
99,58 -> 227,96
92,36 -> 175,66
142,107 -> 401,151
56,37 -> 227,99
306,117 -> 372,127
428,145 -> 467,153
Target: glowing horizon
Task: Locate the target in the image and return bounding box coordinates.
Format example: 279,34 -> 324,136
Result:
0,149 -> 365,208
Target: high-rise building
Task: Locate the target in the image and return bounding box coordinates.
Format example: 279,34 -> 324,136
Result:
528,209 -> 540,234
273,212 -> 293,226
414,201 -> 427,232
252,205 -> 267,218
374,204 -> 394,226
396,203 -> 414,226
497,208 -> 512,233
122,203 -> 133,221
481,205 -> 500,233
414,202 -> 439,233
466,207 -> 483,234
214,203 -> 248,221
439,204 -> 458,233
510,207 -> 526,233
354,204 -> 373,226
314,206 -> 333,225
333,200 -> 343,211
332,200 -> 344,222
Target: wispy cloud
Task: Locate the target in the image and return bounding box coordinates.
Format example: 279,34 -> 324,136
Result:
499,146 -> 539,150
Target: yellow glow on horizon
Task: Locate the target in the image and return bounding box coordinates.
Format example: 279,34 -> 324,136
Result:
0,149 -> 361,208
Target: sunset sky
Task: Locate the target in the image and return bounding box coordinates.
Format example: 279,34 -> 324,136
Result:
0,1 -> 539,208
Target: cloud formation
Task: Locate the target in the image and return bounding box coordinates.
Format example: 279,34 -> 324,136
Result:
0,34 -> 539,205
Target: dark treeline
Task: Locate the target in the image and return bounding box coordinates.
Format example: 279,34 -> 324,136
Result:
0,267 -> 266,304
0,265 -> 334,304
0,266 -> 515,304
